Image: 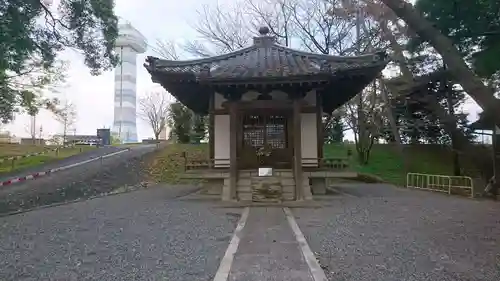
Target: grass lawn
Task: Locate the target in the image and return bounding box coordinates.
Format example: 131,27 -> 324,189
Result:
0,143 -> 54,157
0,145 -> 96,174
324,143 -> 456,186
146,143 -> 475,186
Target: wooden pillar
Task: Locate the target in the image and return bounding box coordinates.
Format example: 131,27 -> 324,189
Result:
209,91 -> 215,167
316,91 -> 323,161
226,92 -> 242,201
292,96 -> 303,200
493,126 -> 500,197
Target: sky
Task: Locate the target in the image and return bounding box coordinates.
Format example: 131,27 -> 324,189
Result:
3,0 -> 483,141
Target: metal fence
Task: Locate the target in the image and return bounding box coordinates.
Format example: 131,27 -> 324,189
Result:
406,173 -> 474,198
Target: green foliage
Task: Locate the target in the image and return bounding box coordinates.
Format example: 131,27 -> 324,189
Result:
414,0 -> 500,77
324,116 -> 344,143
167,102 -> 193,144
151,143 -> 482,187
0,0 -> 119,123
111,133 -> 122,145
387,75 -> 476,145
471,40 -> 500,77
191,114 -> 207,144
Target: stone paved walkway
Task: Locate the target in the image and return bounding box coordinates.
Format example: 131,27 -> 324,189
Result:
226,207 -> 317,281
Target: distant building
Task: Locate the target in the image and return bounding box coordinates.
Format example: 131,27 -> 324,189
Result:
0,131 -> 20,144
0,132 -> 11,143
142,138 -> 158,144
97,129 -> 111,145
54,134 -> 99,145
20,138 -> 46,145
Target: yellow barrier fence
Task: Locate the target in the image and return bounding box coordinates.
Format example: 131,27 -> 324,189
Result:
406,173 -> 474,198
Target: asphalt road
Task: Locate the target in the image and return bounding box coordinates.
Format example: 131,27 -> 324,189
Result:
293,184 -> 500,281
0,144 -> 159,214
0,186 -> 241,281
0,146 -> 125,182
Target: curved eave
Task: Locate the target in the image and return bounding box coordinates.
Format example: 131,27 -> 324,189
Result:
320,62 -> 388,113
274,45 -> 387,62
145,46 -> 256,68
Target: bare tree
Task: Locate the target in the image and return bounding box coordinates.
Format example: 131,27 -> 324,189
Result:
151,39 -> 181,60
343,80 -> 385,163
184,2 -> 253,57
139,91 -> 172,141
245,0 -> 295,46
321,0 -> 390,163
50,100 -> 77,145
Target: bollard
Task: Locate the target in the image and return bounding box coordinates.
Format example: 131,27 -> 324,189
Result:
79,147 -> 82,153
55,148 -> 59,156
100,156 -> 103,165
10,159 -> 15,171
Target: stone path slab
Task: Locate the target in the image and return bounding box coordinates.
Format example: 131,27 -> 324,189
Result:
228,207 -> 314,281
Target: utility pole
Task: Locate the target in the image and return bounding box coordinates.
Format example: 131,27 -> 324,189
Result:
39,125 -> 43,145
31,115 -> 36,144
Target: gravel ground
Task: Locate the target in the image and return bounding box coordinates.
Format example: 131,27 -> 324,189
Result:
0,145 -> 159,215
0,146 -> 124,182
294,184 -> 500,281
0,186 -> 241,281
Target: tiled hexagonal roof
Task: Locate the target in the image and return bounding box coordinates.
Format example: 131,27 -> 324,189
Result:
145,29 -> 388,83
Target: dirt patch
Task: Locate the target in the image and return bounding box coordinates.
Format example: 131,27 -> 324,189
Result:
146,144 -> 208,184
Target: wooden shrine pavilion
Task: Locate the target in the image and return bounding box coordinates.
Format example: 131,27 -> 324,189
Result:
145,27 -> 389,202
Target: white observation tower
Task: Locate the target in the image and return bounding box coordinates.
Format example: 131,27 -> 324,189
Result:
112,21 -> 147,143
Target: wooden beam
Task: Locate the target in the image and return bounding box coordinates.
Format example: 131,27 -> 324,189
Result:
212,104 -> 316,115
222,100 -> 309,110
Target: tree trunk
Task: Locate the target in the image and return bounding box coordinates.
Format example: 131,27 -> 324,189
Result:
378,22 -> 414,173
380,0 -> 500,125
380,13 -> 473,175
380,0 -> 500,194
63,120 -> 67,146
379,79 -> 410,170
445,87 -> 462,176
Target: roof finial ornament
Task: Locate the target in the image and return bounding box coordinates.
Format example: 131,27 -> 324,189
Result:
258,26 -> 270,36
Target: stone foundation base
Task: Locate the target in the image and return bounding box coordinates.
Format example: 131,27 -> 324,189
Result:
310,178 -> 326,195
202,179 -> 223,195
